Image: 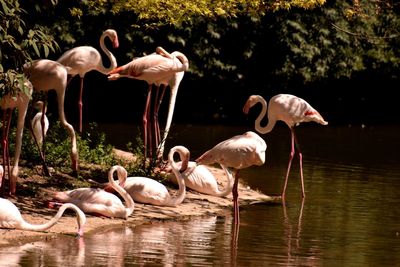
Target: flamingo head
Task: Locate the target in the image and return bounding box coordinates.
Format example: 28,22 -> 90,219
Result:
243,95 -> 261,114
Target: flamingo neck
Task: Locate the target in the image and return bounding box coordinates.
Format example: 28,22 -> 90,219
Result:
254,97 -> 275,134
108,166 -> 135,217
157,72 -> 184,159
98,33 -> 117,74
165,147 -> 187,206
19,203 -> 85,236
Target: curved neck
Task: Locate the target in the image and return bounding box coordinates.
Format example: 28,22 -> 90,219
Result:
109,166 -> 135,217
171,52 -> 189,72
97,33 -> 118,74
215,164 -> 234,197
19,203 -> 85,236
254,97 -> 275,134
165,146 -> 188,206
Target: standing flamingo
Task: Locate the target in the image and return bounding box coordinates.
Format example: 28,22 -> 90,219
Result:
53,165 -> 134,219
166,161 -> 234,197
108,47 -> 189,160
24,59 -> 79,174
196,131 -> 266,224
57,29 -> 119,132
0,167 -> 86,237
0,80 -> 32,195
31,101 -> 49,146
243,94 -> 328,199
120,145 -> 190,206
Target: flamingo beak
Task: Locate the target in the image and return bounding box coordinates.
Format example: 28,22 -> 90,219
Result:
113,37 -> 119,49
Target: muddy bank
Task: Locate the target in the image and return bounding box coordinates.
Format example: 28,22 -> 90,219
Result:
0,150 -> 281,246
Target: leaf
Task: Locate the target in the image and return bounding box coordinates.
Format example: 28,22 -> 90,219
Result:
32,42 -> 40,57
44,45 -> 49,58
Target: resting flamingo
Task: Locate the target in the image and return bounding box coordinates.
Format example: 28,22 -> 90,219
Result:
119,145 -> 190,206
196,131 -> 266,224
0,166 -> 86,237
24,59 -> 79,174
166,161 -> 234,197
57,29 -> 119,132
243,94 -> 328,199
53,165 -> 134,219
31,100 -> 49,146
0,80 -> 32,195
108,47 -> 189,160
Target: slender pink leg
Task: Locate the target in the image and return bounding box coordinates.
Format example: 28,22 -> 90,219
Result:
143,85 -> 152,159
154,85 -> 166,153
1,111 -> 7,193
232,169 -> 240,225
78,76 -> 84,133
282,127 -> 296,199
153,85 -> 161,149
293,130 -> 305,198
4,110 -> 12,194
40,99 -> 50,176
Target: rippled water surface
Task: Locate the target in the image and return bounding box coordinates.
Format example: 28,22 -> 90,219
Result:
2,124 -> 399,266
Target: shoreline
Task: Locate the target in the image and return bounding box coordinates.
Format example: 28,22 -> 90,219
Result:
0,151 -> 281,246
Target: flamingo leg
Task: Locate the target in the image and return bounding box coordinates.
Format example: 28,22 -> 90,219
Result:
282,127 -> 296,199
154,85 -> 167,159
153,85 -> 161,149
78,76 -> 84,133
40,99 -> 50,177
232,169 -> 240,225
143,84 -> 153,159
1,109 -> 12,195
293,130 -> 305,198
1,110 -> 8,193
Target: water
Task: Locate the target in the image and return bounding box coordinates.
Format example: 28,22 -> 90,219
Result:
2,124 -> 400,266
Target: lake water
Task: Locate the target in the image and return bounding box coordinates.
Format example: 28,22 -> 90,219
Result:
1,124 -> 400,266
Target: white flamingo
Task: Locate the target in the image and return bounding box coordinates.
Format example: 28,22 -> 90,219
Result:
57,29 -> 119,132
166,161 -> 234,197
31,100 -> 49,146
0,165 -> 86,236
121,145 -> 189,206
53,165 -> 134,219
243,94 -> 328,199
24,59 -> 79,174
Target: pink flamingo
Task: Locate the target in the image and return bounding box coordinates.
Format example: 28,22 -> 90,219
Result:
118,145 -> 190,206
108,47 -> 189,160
53,165 -> 134,219
166,161 -> 234,197
57,29 -> 119,132
24,59 -> 79,174
0,166 -> 86,237
243,94 -> 328,199
0,80 -> 32,195
196,131 -> 266,224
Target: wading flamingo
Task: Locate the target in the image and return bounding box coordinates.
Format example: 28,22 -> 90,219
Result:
31,101 -> 49,146
243,94 -> 328,199
57,29 -> 119,132
24,59 -> 79,174
53,165 -> 134,219
196,131 -> 266,224
108,47 -> 189,160
0,80 -> 32,195
166,161 -> 234,197
0,167 -> 86,236
120,145 -> 189,206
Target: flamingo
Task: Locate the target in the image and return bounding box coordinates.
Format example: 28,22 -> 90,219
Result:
243,94 -> 328,199
196,131 -> 267,224
31,101 -> 49,146
0,80 -> 32,195
53,165 -> 134,219
120,145 -> 190,206
108,47 -> 189,160
57,29 -> 119,132
23,59 -> 79,174
166,161 -> 234,197
0,166 -> 86,237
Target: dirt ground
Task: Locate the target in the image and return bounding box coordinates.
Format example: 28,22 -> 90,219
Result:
0,149 -> 281,246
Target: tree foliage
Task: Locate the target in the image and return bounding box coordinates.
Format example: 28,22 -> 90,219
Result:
0,0 -> 58,98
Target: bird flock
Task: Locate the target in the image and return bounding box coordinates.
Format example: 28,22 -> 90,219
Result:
0,29 -> 328,236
